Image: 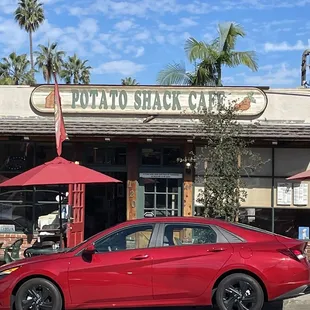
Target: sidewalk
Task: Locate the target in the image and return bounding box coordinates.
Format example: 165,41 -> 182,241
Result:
263,294 -> 310,310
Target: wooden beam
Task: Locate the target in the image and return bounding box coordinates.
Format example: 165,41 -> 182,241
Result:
127,144 -> 138,220
183,143 -> 194,217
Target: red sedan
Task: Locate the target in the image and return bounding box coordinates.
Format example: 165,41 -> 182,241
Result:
0,217 -> 309,310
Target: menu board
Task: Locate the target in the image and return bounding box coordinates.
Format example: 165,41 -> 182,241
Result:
293,183 -> 308,206
277,182 -> 292,205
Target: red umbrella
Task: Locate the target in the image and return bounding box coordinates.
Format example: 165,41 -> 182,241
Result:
0,156 -> 121,248
286,170 -> 310,181
0,175 -> 8,184
0,156 -> 121,187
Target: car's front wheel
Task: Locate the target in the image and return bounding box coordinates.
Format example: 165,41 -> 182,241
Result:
215,273 -> 264,310
15,277 -> 62,310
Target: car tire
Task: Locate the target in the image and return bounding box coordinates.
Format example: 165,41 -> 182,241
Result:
215,273 -> 264,310
15,277 -> 62,310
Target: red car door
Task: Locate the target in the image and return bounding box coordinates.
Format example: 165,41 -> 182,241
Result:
67,224 -> 155,307
151,223 -> 233,300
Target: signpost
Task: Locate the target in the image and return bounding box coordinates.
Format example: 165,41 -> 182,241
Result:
30,85 -> 268,117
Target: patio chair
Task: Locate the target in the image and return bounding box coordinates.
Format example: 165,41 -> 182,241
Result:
3,238 -> 23,264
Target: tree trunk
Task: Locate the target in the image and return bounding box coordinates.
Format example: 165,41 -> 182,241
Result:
29,30 -> 34,74
216,62 -> 222,86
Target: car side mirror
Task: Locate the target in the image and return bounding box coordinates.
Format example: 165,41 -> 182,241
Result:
83,244 -> 96,255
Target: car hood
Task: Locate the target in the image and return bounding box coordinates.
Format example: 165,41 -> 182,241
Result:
0,249 -> 72,271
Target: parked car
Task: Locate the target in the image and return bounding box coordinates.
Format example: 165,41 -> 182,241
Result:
0,217 -> 309,310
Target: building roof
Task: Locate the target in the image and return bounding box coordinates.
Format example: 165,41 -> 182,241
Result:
1,116 -> 310,140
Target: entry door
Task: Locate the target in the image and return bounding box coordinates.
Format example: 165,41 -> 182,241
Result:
67,183 -> 85,248
140,176 -> 182,218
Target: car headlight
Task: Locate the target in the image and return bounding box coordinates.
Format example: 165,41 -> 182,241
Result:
0,267 -> 19,276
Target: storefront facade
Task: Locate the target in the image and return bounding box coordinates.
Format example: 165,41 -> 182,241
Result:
1,85 -> 310,252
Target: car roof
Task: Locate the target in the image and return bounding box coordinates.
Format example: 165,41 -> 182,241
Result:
119,216 -> 227,227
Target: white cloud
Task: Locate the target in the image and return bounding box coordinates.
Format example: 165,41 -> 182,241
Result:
114,20 -> 136,32
0,0 -> 63,14
242,63 -> 299,86
60,0 -> 310,18
124,46 -> 145,58
33,18 -> 100,57
93,60 -> 146,76
134,30 -> 151,41
0,18 -> 27,55
264,40 -> 310,52
159,17 -> 198,32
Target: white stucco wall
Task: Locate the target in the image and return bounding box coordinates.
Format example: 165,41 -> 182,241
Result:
0,86 -> 310,124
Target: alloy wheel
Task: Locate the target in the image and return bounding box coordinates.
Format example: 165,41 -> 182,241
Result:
222,279 -> 257,310
21,285 -> 53,310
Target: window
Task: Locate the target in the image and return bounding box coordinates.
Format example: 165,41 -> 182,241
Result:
143,178 -> 180,217
239,208 -> 272,231
163,224 -> 218,246
141,147 -> 181,166
94,225 -> 154,252
85,146 -> 127,165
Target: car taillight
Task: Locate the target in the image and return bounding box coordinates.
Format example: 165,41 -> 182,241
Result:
278,246 -> 307,262
291,249 -> 306,261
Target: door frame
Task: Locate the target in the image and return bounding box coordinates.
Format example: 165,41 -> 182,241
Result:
137,168 -> 184,219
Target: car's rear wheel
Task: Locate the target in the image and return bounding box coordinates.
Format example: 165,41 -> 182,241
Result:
215,273 -> 264,310
15,278 -> 62,310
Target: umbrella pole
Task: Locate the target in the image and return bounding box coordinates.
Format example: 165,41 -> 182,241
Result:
58,185 -> 63,249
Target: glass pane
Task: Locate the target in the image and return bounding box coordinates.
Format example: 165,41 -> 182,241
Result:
143,178 -> 155,192
163,148 -> 181,166
144,194 -> 154,209
168,179 -> 178,193
114,147 -> 126,165
163,224 -> 218,246
274,208 -> 310,239
168,194 -> 178,216
155,209 -> 167,217
156,178 -> 166,193
239,208 -> 272,232
141,148 -> 161,165
156,194 -> 166,209
95,225 -> 154,252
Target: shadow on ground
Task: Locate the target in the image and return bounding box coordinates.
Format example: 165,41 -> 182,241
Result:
101,302 -> 285,310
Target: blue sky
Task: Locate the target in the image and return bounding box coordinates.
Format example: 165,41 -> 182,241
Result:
0,0 -> 309,87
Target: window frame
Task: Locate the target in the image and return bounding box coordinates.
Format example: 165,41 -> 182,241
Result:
140,146 -> 183,167
91,223 -> 160,254
155,222 -> 233,247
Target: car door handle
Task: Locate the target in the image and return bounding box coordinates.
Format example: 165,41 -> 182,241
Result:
130,254 -> 149,260
207,248 -> 227,252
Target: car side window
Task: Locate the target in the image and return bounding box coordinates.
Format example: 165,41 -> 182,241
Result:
94,225 -> 154,253
163,224 -> 218,246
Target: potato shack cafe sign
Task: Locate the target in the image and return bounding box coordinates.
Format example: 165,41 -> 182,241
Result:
30,85 -> 267,116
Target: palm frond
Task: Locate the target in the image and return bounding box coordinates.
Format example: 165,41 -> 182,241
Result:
228,51 -> 258,71
157,62 -> 192,85
185,37 -> 212,62
218,22 -> 245,52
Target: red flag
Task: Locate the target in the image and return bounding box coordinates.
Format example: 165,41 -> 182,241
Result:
53,72 -> 67,156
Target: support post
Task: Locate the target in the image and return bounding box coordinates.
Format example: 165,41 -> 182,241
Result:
127,144 -> 138,220
183,143 -> 194,217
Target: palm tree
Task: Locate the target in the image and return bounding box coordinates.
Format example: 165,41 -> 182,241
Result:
121,77 -> 139,85
0,52 -> 34,85
60,54 -> 91,84
34,42 -> 65,84
157,22 -> 258,86
14,0 -> 45,73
